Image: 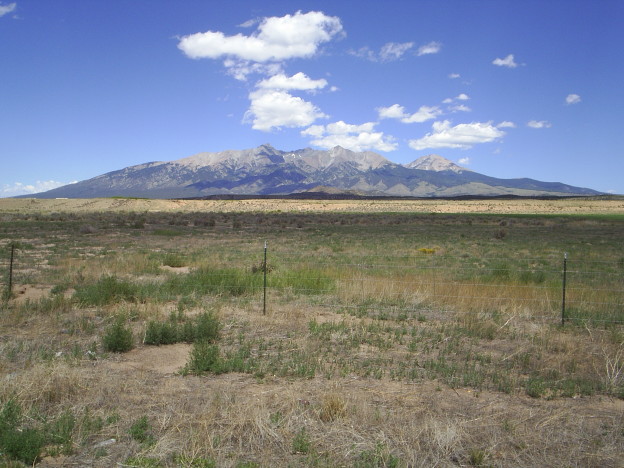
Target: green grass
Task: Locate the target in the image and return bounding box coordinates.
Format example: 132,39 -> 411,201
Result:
144,311 -> 220,345
74,275 -> 142,306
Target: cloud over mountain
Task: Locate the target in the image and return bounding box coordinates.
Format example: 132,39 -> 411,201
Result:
409,121 -> 505,150
301,122 -> 397,152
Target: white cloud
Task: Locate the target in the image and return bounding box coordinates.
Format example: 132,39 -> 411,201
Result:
377,104 -> 442,123
0,2 -> 16,17
527,120 -> 552,129
379,42 -> 414,61
178,11 -> 342,79
566,93 -> 581,105
497,121 -> 516,128
449,104 -> 471,113
458,157 -> 470,165
349,41 -> 414,62
444,94 -> 471,112
223,60 -> 283,81
257,72 -> 327,91
443,93 -> 470,104
449,73 -> 461,79
417,41 -> 442,56
492,54 -> 518,68
408,120 -> 506,150
348,46 -> 376,61
238,18 -> 259,28
302,120 -> 397,152
245,89 -> 327,131
1,180 -> 74,197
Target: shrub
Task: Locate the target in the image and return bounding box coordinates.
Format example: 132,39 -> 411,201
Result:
292,428 -> 311,454
74,275 -> 141,306
162,253 -> 186,268
128,416 -> 155,446
144,321 -> 178,346
102,318 -> 134,352
144,312 -> 220,346
184,342 -> 224,375
0,400 -> 45,465
193,312 -> 220,343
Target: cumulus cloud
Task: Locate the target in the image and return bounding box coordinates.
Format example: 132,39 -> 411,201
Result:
408,120 -> 505,150
245,89 -> 327,131
1,180 -> 73,197
527,120 -> 552,129
302,121 -> 397,152
245,72 -> 331,131
377,104 -> 442,123
458,157 -> 470,165
0,2 -> 16,17
257,72 -> 327,91
349,41 -> 414,62
492,54 -> 518,68
417,41 -> 442,56
497,121 -> 516,128
178,11 -> 342,79
566,93 -> 581,105
448,73 -> 461,79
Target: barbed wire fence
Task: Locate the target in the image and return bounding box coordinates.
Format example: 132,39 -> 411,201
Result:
2,240 -> 623,326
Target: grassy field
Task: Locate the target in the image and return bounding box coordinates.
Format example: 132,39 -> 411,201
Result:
1,198 -> 623,467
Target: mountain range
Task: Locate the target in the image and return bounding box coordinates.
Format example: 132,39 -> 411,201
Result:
30,144 -> 601,198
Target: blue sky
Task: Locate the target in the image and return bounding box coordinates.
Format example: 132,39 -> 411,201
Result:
1,0 -> 623,196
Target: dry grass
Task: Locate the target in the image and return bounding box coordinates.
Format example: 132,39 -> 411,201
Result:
0,202 -> 623,466
2,196 -> 624,215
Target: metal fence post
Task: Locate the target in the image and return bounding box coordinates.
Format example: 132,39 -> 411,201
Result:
263,240 -> 267,315
561,252 -> 567,325
5,243 -> 15,300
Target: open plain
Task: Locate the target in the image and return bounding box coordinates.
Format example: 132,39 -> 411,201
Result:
1,197 -> 623,467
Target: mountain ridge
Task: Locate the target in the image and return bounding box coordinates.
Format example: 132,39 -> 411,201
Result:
25,144 -> 601,199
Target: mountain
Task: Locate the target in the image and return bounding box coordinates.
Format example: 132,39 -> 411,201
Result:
28,144 -> 601,198
404,154 -> 468,173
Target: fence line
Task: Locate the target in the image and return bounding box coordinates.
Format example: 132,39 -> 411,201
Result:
2,241 -> 623,325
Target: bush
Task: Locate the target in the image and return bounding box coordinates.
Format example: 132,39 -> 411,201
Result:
184,342 -> 224,375
193,312 -> 220,342
0,400 -> 45,465
74,275 -> 141,306
144,312 -> 220,346
103,318 -> 134,352
128,416 -> 155,445
144,321 -> 178,346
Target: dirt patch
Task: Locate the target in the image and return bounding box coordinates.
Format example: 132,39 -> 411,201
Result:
11,284 -> 52,304
106,343 -> 191,374
160,265 -> 191,274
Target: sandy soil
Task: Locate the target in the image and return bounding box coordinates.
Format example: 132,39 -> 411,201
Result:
1,196 -> 623,215
106,343 -> 191,375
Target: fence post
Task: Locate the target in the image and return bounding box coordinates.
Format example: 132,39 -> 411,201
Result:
561,252 -> 567,326
5,243 -> 15,300
263,240 -> 267,315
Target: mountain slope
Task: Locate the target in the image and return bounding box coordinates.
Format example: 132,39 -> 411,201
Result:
29,144 -> 601,198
